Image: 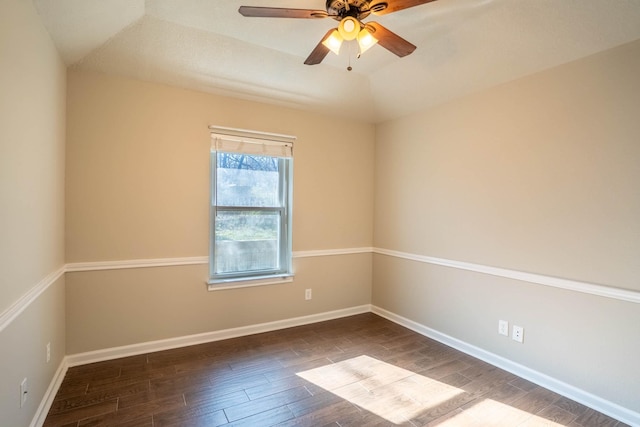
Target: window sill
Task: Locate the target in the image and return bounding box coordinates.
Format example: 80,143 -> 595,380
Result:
207,274 -> 294,291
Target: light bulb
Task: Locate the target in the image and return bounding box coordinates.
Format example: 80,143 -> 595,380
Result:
338,17 -> 360,41
322,30 -> 343,55
357,27 -> 378,54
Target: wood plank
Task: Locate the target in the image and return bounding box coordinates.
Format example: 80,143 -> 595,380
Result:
43,399 -> 118,426
222,404 -> 294,426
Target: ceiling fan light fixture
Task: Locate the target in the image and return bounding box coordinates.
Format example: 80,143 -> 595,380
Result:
239,0 -> 424,65
338,16 -> 360,41
322,29 -> 343,55
357,27 -> 378,54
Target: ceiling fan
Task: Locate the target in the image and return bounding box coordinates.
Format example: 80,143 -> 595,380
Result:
239,0 -> 438,66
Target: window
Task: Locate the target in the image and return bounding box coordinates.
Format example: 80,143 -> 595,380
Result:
208,126 -> 294,289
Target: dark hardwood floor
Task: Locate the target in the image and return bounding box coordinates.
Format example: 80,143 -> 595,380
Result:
44,313 -> 626,426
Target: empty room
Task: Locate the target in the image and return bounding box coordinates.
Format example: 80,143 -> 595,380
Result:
1,0 -> 639,426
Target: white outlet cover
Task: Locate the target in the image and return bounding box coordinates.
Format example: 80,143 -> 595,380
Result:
512,325 -> 524,343
498,320 -> 509,336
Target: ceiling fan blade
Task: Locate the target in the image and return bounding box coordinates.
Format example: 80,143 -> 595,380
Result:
239,6 -> 328,19
367,22 -> 416,57
370,0 -> 438,16
304,29 -> 335,65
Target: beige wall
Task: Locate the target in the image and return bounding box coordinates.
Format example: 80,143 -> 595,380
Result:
0,0 -> 67,425
66,256 -> 371,353
0,0 -> 66,314
373,40 -> 640,412
0,276 -> 66,427
65,70 -> 375,353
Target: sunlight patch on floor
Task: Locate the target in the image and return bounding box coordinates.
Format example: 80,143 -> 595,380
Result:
296,355 -> 464,424
436,399 -> 566,426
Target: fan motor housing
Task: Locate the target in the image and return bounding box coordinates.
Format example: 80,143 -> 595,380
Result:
326,0 -> 387,19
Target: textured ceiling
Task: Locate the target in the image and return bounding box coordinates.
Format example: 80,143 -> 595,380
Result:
34,0 -> 640,122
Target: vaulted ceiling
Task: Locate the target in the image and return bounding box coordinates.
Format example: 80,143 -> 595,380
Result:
34,0 -> 640,122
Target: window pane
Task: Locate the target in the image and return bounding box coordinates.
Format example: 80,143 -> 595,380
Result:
216,153 -> 280,207
215,210 -> 280,275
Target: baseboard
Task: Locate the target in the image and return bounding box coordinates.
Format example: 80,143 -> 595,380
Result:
30,357 -> 69,427
371,305 -> 640,427
66,304 -> 372,367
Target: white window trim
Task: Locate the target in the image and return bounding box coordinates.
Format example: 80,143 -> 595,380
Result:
208,126 -> 295,289
207,274 -> 294,291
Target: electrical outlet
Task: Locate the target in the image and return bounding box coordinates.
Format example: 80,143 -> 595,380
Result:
47,342 -> 51,363
498,320 -> 509,336
20,378 -> 28,407
512,325 -> 524,343
305,289 -> 312,300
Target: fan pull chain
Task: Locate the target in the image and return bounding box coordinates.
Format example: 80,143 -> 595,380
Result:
347,41 -> 353,71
